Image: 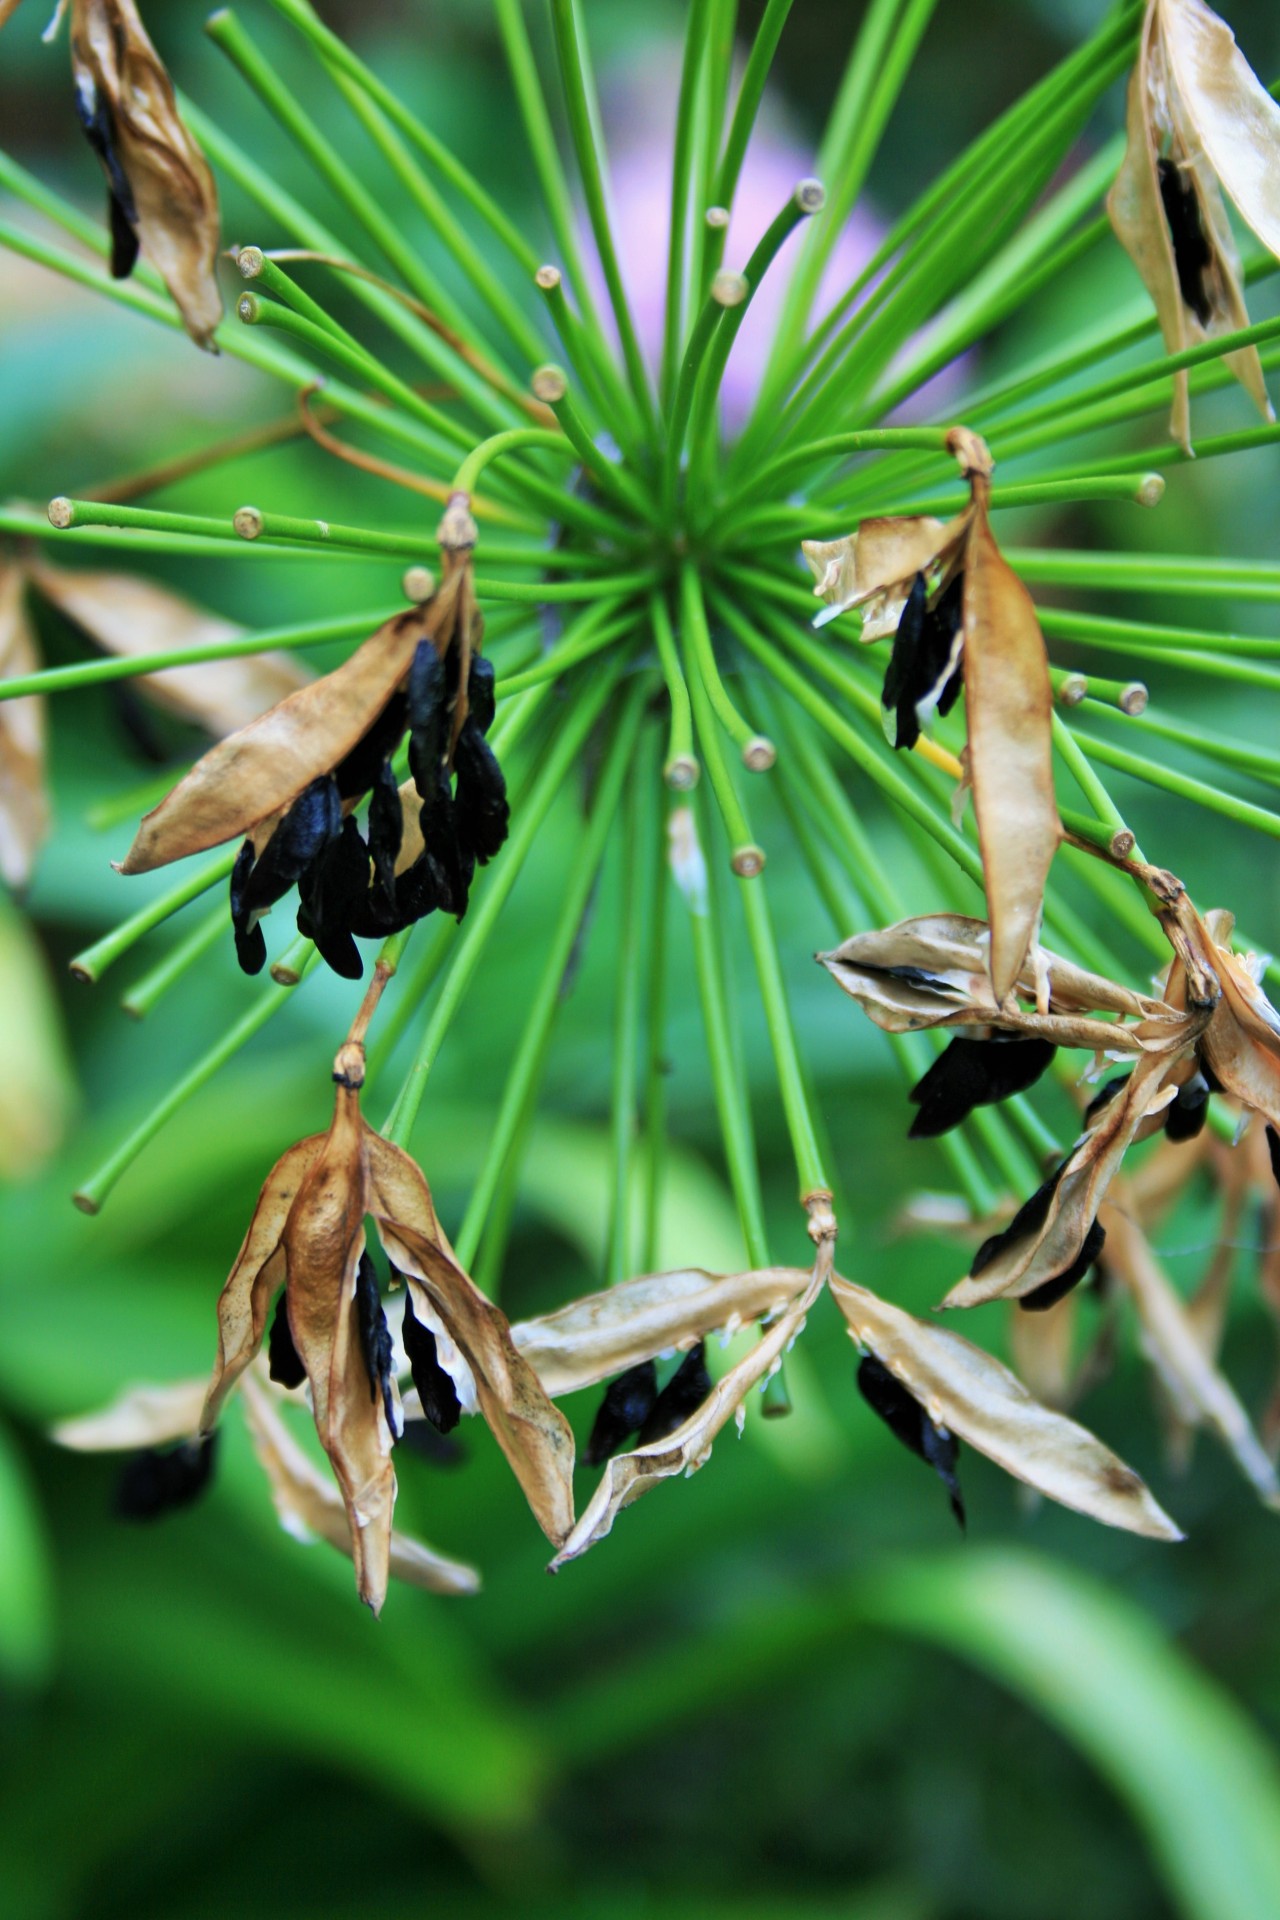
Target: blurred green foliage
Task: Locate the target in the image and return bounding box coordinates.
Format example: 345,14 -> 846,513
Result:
4,3 -> 1280,1918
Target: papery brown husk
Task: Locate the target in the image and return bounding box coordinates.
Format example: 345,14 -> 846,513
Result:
0,563 -> 49,888
71,0 -> 223,347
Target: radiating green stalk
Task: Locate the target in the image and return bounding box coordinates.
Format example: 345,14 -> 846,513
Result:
1051,714 -> 1130,840
73,941 -> 319,1213
640,769 -> 672,1272
663,274 -> 746,512
533,266 -> 643,451
233,247 -> 353,342
382,659 -> 627,1145
0,607 -> 399,703
1042,608 -> 1280,663
120,906 -> 227,1020
715,0 -> 795,214
607,755 -> 657,1283
453,690 -> 648,1273
69,852 -> 238,985
649,593 -> 699,788
206,10 -> 522,433
1013,549 -> 1280,601
873,472 -> 1165,520
533,369 -> 657,521
722,428 -> 947,516
499,605 -> 638,696
680,571 -> 762,871
548,0 -> 657,429
661,0 -> 713,410
678,566 -> 771,770
678,795 -> 770,1269
1067,726 -> 1280,842
477,569 -> 653,604
1080,699 -> 1280,788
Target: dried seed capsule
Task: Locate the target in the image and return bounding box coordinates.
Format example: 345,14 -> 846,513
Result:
1164,1069 -> 1210,1143
355,1251 -> 400,1438
1019,1216 -> 1107,1313
970,1161 -> 1066,1277
267,1289 -> 306,1389
637,1343 -> 713,1446
1084,1073 -> 1132,1125
1157,158 -> 1213,327
72,74 -> 139,279
229,838 -> 266,976
1266,1125 -> 1280,1192
908,1035 -> 1056,1139
401,1285 -> 462,1434
115,1433 -> 218,1521
856,1353 -> 964,1529
583,1360 -> 659,1467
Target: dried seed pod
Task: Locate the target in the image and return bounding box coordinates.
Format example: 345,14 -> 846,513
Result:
401,1275 -> 463,1436
115,1432 -> 218,1520
1164,1068 -> 1210,1142
583,1361 -> 659,1467
857,1352 -> 965,1528
1019,1217 -> 1107,1314
355,1251 -> 400,1440
637,1343 -> 714,1446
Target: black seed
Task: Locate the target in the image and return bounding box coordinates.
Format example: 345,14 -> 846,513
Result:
454,722 -> 509,867
114,1433 -> 218,1522
1199,1057 -> 1225,1095
1084,1073 -> 1131,1126
927,573 -> 966,718
333,691 -> 408,801
296,815 -> 369,978
1266,1126 -> 1280,1193
393,849 -> 445,925
881,572 -> 930,750
908,1036 -> 1056,1139
366,758 -> 404,906
355,1251 -> 399,1437
1157,157 -> 1214,327
637,1343 -> 713,1446
1019,1217 -> 1107,1313
583,1361 -> 659,1467
971,1161 -> 1067,1276
242,776 -> 342,916
857,1353 -> 964,1530
73,72 -> 139,279
407,643 -> 447,763
107,191 -> 139,279
229,839 -> 267,975
1165,1070 -> 1210,1143
267,1289 -> 306,1390
402,1285 -> 462,1433
467,656 -> 498,734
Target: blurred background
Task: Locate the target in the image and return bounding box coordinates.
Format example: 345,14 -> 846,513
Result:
3,2 -> 1280,1916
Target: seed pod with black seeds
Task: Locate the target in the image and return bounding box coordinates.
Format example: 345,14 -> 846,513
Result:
856,1352 -> 964,1529
637,1343 -> 714,1446
1019,1216 -> 1107,1313
72,72 -> 140,279
267,1289 -> 307,1389
583,1360 -> 659,1467
115,1432 -> 218,1521
401,1283 -> 462,1434
295,816 -> 369,979
241,775 -> 342,918
1164,1068 -> 1210,1142
332,691 -> 408,801
971,1161 -> 1067,1278
355,1251 -> 401,1439
1084,1073 -> 1132,1125
908,1034 -> 1056,1139
229,838 -> 266,976
1157,157 -> 1214,325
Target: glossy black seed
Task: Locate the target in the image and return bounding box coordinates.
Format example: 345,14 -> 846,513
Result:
393,849 -> 445,925
241,776 -> 342,916
107,190 -> 140,279
583,1361 -> 659,1467
402,1285 -> 462,1434
1019,1217 -> 1107,1313
333,691 -> 408,801
466,656 -> 498,735
927,573 -> 966,719
73,74 -> 139,279
881,572 -> 930,750
1266,1125 -> 1280,1193
1199,1057 -> 1225,1095
857,1353 -> 964,1530
229,839 -> 267,976
454,722 -> 509,867
115,1433 -> 218,1522
909,1036 -> 1056,1139
637,1343 -> 713,1447
355,1251 -> 399,1436
296,816 -> 369,978
882,571 -> 965,752
1165,1070 -> 1210,1143
367,758 -> 404,906
407,643 -> 447,761
971,1161 -> 1067,1276
1084,1073 -> 1132,1126
1157,157 -> 1214,326
267,1289 -> 306,1390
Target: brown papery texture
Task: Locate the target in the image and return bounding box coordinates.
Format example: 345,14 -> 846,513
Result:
70,0 -> 222,346
1159,0 -> 1280,259
0,564 -> 49,888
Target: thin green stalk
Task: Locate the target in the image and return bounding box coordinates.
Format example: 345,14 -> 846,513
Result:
1012,549 -> 1280,602
548,0 -> 657,429
1066,726 -> 1280,842
533,266 -> 644,452
0,606 -> 400,703
381,659 -> 627,1146
1079,699 -> 1280,788
649,592 -> 699,789
70,851 -> 238,985
723,428 -> 948,518
640,769 -> 672,1272
663,273 -> 746,512
737,859 -> 830,1204
679,795 -> 770,1269
476,570 -> 654,604
120,906 -> 227,1020
715,0 -> 795,213
678,572 -> 773,771
73,942 -> 319,1214
680,570 -> 763,873
661,0 -> 714,410
607,754 -> 657,1283
497,605 -> 637,697
453,689 -> 648,1273
1042,608 -> 1280,663
1052,713 -> 1132,839
233,247 -> 353,342
532,367 -> 657,521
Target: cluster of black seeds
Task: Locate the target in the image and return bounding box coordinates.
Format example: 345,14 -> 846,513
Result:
856,1354 -> 964,1529
231,649 -> 508,979
582,1345 -> 714,1467
881,570 -> 964,751
1156,156 -> 1214,326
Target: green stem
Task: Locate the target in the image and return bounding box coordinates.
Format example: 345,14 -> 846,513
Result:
499,603 -> 638,698
715,0 -> 796,212
679,569 -> 763,873
73,942 -> 319,1213
649,592 -> 699,789
1066,726 -> 1280,843
640,764 -> 671,1272
533,266 -> 644,453
663,275 -> 745,513
70,851 -> 237,985
119,906 -> 226,1020
661,0 -> 713,410
534,369 -> 657,521
607,752 -> 657,1282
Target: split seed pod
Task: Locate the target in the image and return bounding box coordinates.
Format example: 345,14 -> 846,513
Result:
1108,0 -> 1279,451
70,0 -> 222,348
0,562 -> 48,889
